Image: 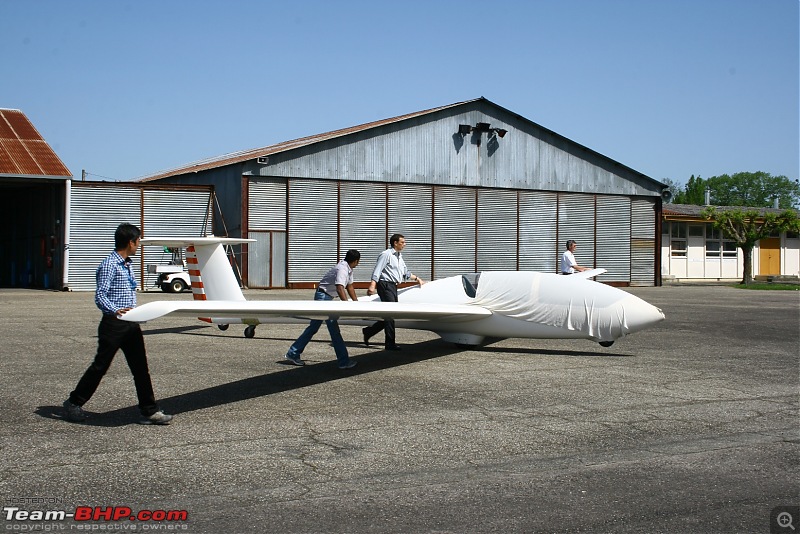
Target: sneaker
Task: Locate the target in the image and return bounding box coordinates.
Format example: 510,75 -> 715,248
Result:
139,411 -> 173,425
62,400 -> 88,422
338,360 -> 357,370
284,353 -> 306,366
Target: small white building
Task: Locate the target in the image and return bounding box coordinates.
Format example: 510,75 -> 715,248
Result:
661,204 -> 800,281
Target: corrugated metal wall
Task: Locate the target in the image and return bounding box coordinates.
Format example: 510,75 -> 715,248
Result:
388,184 -> 432,281
287,179 -> 338,282
477,189 -> 518,272
519,191 -> 558,272
557,194 -> 596,270
433,187 -> 476,278
68,184 -> 213,291
275,178 -> 655,286
596,196 -> 632,281
68,186 -> 143,291
340,181 -> 387,282
248,179 -> 286,230
631,198 -> 656,286
247,179 -> 287,288
141,189 -> 213,288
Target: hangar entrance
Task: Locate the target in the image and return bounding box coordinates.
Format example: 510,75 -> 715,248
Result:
0,178 -> 66,289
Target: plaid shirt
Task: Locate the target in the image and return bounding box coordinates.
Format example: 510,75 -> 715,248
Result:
95,251 -> 137,315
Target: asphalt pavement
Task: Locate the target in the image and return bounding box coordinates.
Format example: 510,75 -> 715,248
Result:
0,284 -> 797,533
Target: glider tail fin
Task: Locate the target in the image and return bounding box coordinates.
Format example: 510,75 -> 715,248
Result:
142,237 -> 254,301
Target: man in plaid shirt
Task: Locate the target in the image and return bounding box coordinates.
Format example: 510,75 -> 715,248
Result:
63,223 -> 173,425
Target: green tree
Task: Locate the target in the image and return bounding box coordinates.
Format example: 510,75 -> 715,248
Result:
702,207 -> 800,284
673,175 -> 706,205
706,172 -> 800,208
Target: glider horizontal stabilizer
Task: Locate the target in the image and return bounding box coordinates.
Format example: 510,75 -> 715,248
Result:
572,268 -> 607,279
141,237 -> 256,247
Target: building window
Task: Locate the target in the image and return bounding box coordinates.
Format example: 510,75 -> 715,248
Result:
787,231 -> 799,239
670,222 -> 687,257
688,225 -> 704,238
706,227 -> 737,257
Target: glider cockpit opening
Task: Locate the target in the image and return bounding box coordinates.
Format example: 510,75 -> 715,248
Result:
461,273 -> 481,298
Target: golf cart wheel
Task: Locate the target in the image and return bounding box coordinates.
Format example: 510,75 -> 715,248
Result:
169,279 -> 186,293
244,325 -> 256,338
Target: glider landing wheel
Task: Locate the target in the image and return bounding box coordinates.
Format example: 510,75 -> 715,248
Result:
244,325 -> 256,338
599,341 -> 614,347
217,324 -> 229,331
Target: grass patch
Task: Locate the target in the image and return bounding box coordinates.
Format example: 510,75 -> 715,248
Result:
731,283 -> 800,290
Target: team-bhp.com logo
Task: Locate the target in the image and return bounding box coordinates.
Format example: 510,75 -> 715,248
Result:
4,505 -> 188,525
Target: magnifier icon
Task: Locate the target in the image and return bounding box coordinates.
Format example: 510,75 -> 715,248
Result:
778,512 -> 795,530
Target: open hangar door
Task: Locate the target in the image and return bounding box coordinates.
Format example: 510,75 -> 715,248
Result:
0,178 -> 66,289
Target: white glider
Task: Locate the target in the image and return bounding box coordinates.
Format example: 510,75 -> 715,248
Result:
123,237 -> 664,346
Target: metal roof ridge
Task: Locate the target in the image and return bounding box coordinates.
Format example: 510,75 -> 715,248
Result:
134,98 -> 483,181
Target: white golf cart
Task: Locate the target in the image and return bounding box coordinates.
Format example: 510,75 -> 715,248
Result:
147,247 -> 191,293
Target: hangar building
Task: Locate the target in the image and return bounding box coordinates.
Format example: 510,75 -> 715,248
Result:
137,97 -> 667,287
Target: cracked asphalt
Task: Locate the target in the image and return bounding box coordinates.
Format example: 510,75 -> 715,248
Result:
0,284 -> 797,533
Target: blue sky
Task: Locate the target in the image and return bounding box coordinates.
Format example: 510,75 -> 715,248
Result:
1,0 -> 797,185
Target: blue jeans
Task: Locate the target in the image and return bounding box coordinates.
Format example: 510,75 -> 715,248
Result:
286,290 -> 350,365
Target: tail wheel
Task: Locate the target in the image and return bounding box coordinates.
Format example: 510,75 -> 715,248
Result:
217,324 -> 229,331
244,325 -> 256,338
599,341 -> 614,347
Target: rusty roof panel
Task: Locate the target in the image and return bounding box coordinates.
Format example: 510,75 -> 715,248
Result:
4,110 -> 40,140
26,141 -> 67,173
0,109 -> 71,177
0,142 -> 20,174
0,139 -> 40,174
0,115 -> 15,138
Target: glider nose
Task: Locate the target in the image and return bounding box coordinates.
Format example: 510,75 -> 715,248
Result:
622,295 -> 665,334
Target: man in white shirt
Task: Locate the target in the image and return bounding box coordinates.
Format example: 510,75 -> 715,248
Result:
561,240 -> 589,274
363,234 -> 425,350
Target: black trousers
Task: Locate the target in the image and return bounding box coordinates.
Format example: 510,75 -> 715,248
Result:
363,280 -> 398,348
69,314 -> 158,416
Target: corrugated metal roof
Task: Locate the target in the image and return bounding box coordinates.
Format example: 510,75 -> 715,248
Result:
136,99 -> 479,182
0,109 -> 72,177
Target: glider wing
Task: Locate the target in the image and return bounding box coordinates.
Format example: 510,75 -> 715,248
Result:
121,300 -> 492,324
